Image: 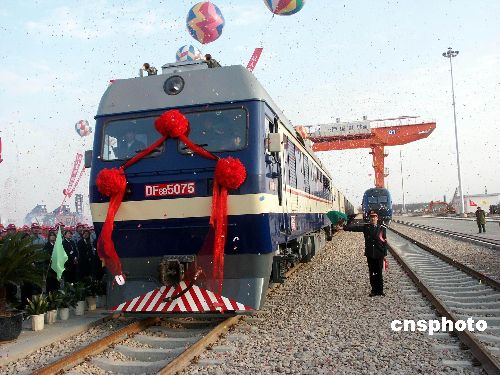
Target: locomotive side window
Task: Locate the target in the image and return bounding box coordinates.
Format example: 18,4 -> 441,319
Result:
267,117 -> 278,134
323,175 -> 331,199
303,155 -> 310,194
287,141 -> 297,188
102,116 -> 164,161
179,108 -> 247,153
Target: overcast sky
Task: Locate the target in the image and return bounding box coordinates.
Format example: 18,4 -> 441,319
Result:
0,0 -> 499,224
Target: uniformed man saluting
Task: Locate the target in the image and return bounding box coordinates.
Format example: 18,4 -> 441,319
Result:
345,211 -> 387,297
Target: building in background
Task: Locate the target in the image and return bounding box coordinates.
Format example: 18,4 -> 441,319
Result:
451,191 -> 500,215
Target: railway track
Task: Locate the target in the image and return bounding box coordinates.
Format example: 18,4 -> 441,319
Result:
388,227 -> 500,375
393,219 -> 500,250
34,262 -> 308,375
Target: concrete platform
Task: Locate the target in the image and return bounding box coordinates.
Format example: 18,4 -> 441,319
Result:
0,309 -> 110,366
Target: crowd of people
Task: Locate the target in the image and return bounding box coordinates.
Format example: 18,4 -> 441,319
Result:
0,222 -> 103,306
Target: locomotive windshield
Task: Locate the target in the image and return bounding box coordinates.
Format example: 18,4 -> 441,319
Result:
179,108 -> 247,153
101,107 -> 247,161
102,117 -> 164,161
367,195 -> 388,209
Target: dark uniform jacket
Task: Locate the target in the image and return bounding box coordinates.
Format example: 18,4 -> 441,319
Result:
62,238 -> 79,282
475,209 -> 486,224
43,241 -> 61,292
206,59 -> 221,68
346,222 -> 388,259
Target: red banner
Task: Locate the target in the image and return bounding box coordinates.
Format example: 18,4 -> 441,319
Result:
246,48 -> 263,72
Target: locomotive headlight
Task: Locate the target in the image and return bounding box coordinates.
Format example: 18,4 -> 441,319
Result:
163,75 -> 185,95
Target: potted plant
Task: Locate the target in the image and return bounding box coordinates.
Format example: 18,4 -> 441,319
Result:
72,281 -> 87,316
0,233 -> 48,340
26,294 -> 48,331
82,277 -> 96,311
56,285 -> 76,320
45,291 -> 58,324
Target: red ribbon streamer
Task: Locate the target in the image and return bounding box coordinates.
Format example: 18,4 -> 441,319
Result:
96,168 -> 127,277
210,183 -> 228,293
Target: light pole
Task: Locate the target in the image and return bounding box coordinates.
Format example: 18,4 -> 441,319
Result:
400,149 -> 405,213
442,47 -> 465,216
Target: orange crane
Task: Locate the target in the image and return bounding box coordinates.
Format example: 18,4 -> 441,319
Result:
425,201 -> 456,215
301,116 -> 436,188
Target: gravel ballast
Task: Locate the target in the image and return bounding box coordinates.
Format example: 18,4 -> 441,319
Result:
1,231 -> 486,374
182,231 -> 483,375
391,222 -> 500,282
0,318 -> 134,375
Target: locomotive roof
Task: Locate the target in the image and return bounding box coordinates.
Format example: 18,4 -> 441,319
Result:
96,64 -> 328,176
97,64 -> 291,126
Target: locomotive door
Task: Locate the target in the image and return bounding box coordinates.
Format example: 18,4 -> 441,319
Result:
268,116 -> 289,236
281,127 -> 299,235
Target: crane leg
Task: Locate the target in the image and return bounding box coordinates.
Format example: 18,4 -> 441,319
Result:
370,145 -> 386,188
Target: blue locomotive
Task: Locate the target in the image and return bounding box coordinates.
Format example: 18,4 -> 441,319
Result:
87,60 -> 352,312
362,187 -> 392,223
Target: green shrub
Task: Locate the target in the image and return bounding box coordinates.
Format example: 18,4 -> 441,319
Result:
26,295 -> 48,315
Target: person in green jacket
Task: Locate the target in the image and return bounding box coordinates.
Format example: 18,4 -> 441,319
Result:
475,207 -> 486,233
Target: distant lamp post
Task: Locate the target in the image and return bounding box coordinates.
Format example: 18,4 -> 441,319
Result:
442,47 -> 465,216
400,149 -> 405,213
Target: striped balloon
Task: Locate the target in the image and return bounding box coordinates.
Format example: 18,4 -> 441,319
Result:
75,120 -> 92,137
263,0 -> 306,16
186,2 -> 225,44
176,45 -> 202,62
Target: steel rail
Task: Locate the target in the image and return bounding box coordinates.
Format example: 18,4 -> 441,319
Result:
157,316 -> 241,375
33,317 -> 159,375
394,219 -> 500,250
390,227 -> 500,291
388,232 -> 500,375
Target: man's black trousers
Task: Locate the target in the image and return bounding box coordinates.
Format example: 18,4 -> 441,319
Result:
367,257 -> 384,295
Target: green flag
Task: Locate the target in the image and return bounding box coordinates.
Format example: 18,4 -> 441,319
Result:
51,227 -> 68,281
326,210 -> 348,224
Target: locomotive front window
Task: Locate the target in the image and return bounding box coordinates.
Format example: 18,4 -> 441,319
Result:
179,108 -> 247,154
102,117 -> 163,161
378,196 -> 388,203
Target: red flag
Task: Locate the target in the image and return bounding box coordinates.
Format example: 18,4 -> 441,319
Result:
469,199 -> 477,207
246,48 -> 263,72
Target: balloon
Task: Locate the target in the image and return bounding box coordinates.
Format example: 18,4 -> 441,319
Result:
263,0 -> 306,16
186,2 -> 225,44
176,45 -> 203,62
75,120 -> 92,137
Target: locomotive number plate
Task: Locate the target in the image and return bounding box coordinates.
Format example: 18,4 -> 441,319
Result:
145,182 -> 195,197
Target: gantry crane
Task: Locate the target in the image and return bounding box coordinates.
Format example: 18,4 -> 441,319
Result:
300,116 -> 436,188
